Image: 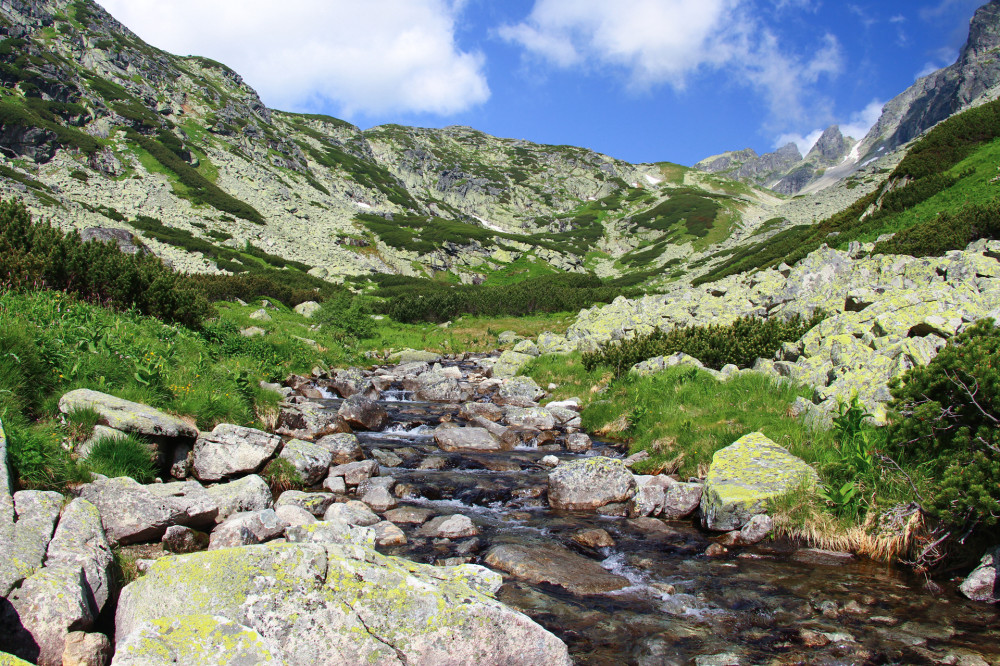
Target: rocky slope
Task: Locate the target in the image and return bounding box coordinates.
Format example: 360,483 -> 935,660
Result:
0,0 -> 878,288
698,0 -> 1000,196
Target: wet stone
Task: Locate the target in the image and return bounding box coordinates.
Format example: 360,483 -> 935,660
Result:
383,506 -> 434,525
483,542 -> 630,596
572,529 -> 615,549
416,514 -> 479,539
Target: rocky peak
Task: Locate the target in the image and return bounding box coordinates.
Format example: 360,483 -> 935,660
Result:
806,126 -> 852,164
960,0 -> 1000,61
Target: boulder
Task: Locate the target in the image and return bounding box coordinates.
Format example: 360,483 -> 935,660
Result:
161,526 -> 209,554
58,390 -> 197,440
536,332 -> 575,355
275,402 -> 348,440
548,457 -> 637,511
361,486 -> 397,512
512,340 -> 540,356
390,349 -> 443,364
494,376 -> 545,406
739,514 -> 774,545
315,433 -> 363,464
329,367 -> 368,399
628,476 -> 672,518
0,491 -> 63,596
274,505 -> 315,528
571,529 -> 615,549
208,510 -> 286,550
631,352 -> 704,377
61,631 -> 111,666
410,373 -> 473,403
434,426 -> 507,452
191,424 -> 281,482
458,402 -> 503,422
372,521 -> 407,547
960,550 -> 998,603
323,501 -> 380,527
661,482 -> 704,520
326,460 -> 380,487
483,543 -> 630,595
503,406 -> 555,431
44,499 -> 114,615
489,351 -> 535,379
565,433 -> 592,453
78,479 -> 185,545
384,507 -> 434,525
143,482 -> 218,527
114,543 -> 571,665
337,395 -> 389,432
700,433 -> 818,531
274,490 -> 335,517
293,301 -> 321,318
285,521 -> 376,547
279,439 -> 334,486
203,475 -> 272,521
416,515 -> 478,539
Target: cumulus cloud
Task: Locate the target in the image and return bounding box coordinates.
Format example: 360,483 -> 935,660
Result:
499,0 -> 842,125
96,0 -> 490,117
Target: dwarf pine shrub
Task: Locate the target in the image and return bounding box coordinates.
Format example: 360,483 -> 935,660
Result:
582,313 -> 824,376
886,320 -> 1000,537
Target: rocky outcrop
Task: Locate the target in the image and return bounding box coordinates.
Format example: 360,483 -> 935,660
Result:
960,549 -> 998,603
700,433 -> 818,531
191,424 -> 281,482
57,389 -> 197,440
114,543 -> 572,665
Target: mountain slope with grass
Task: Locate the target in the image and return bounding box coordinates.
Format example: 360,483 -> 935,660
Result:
0,0 -> 862,292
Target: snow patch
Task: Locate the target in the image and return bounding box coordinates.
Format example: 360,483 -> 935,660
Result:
354,201 -> 372,209
473,215 -> 507,233
644,174 -> 663,185
841,143 -> 861,165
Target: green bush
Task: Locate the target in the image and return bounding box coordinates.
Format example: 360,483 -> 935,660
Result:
84,433 -> 157,483
583,313 -> 824,376
314,293 -> 376,339
886,320 -> 1000,536
0,199 -> 210,327
5,420 -> 88,490
873,200 -> 1000,257
262,457 -> 302,493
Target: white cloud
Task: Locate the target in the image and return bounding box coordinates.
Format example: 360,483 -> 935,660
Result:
96,0 -> 490,117
773,98 -> 883,155
499,0 -> 842,125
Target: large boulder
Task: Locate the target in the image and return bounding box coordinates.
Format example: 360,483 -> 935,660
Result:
700,433 -> 818,531
204,475 -> 272,521
548,457 -> 637,511
434,426 -> 508,452
390,349 -> 443,364
279,439 -> 334,486
191,424 -> 281,482
408,372 -> 474,403
0,491 -> 63,596
489,352 -> 535,379
57,389 -> 197,440
315,433 -> 363,464
503,406 -> 555,431
276,402 -> 348,440
337,395 -> 389,432
114,544 -> 572,665
0,499 -> 114,666
484,543 -> 630,596
208,510 -> 286,550
959,550 -> 998,603
78,478 -> 186,546
494,376 -> 545,407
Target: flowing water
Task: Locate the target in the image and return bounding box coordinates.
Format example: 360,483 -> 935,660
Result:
316,360 -> 999,666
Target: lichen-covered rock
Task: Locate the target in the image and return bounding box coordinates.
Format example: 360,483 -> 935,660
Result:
113,614 -> 286,665
114,543 -> 571,665
701,433 -> 818,531
373,521 -> 407,547
204,475 -> 272,522
390,349 -> 443,364
536,332 -> 575,355
409,372 -> 473,403
512,340 -> 540,356
209,510 -> 286,550
274,491 -> 335,517
285,521 -> 376,547
78,478 -> 188,545
548,457 -> 637,511
337,394 -> 389,432
503,406 -> 555,431
275,402 -> 348,440
0,491 -> 63,596
192,424 -> 282,482
44,499 -> 114,616
314,433 -> 363,464
0,651 -> 34,665
278,439 -> 334,486
565,432 -> 592,453
661,482 -> 704,520
361,485 -> 397,512
162,525 -> 209,554
489,351 -> 535,379
326,460 -> 380,487
959,550 -> 998,603
58,389 -> 197,440
631,352 -> 704,377
293,301 -> 321,318
323,500 -> 380,527
494,376 -> 546,406
458,402 -> 503,422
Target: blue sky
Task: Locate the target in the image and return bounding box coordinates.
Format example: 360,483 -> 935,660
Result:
99,0 -> 987,166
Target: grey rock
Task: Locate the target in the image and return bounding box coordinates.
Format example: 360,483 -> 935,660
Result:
58,389 -> 197,440
114,543 -> 570,664
369,448 -> 403,468
285,521 -> 376,547
484,542 -> 630,596
337,394 -> 389,431
77,478 -> 184,546
494,376 -> 545,406
274,490 -> 335,517
416,514 -> 478,539
279,439 -> 334,486
191,424 -> 281,482
661,482 -> 704,520
327,459 -> 380,487
203,475 -> 272,521
274,505 -> 315,528
959,550 -> 998,603
503,406 -> 555,431
44,499 -> 114,617
61,631 -> 112,666
0,491 -> 63,596
459,402 -> 503,422
314,433 -> 363,464
372,520 -> 407,547
384,506 -> 434,525
323,500 -> 380,527
565,433 -> 592,453
434,425 -> 507,452
161,525 -> 208,554
361,486 -> 397,513
548,457 -> 637,511
293,301 -> 321,318
209,510 -> 286,550
739,514 -> 774,545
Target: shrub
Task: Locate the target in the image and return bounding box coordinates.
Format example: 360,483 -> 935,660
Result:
314,293 -> 376,339
582,313 -> 824,376
0,199 -> 210,327
5,420 -> 88,490
873,200 -> 1000,257
84,433 -> 157,483
886,320 -> 1000,538
65,406 -> 101,443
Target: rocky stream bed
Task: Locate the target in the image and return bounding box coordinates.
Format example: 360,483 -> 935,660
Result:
0,355 -> 998,665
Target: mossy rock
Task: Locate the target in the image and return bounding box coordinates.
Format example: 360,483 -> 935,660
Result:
701,432 -> 818,531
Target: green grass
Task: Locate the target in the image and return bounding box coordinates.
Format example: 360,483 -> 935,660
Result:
84,433 -> 157,483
